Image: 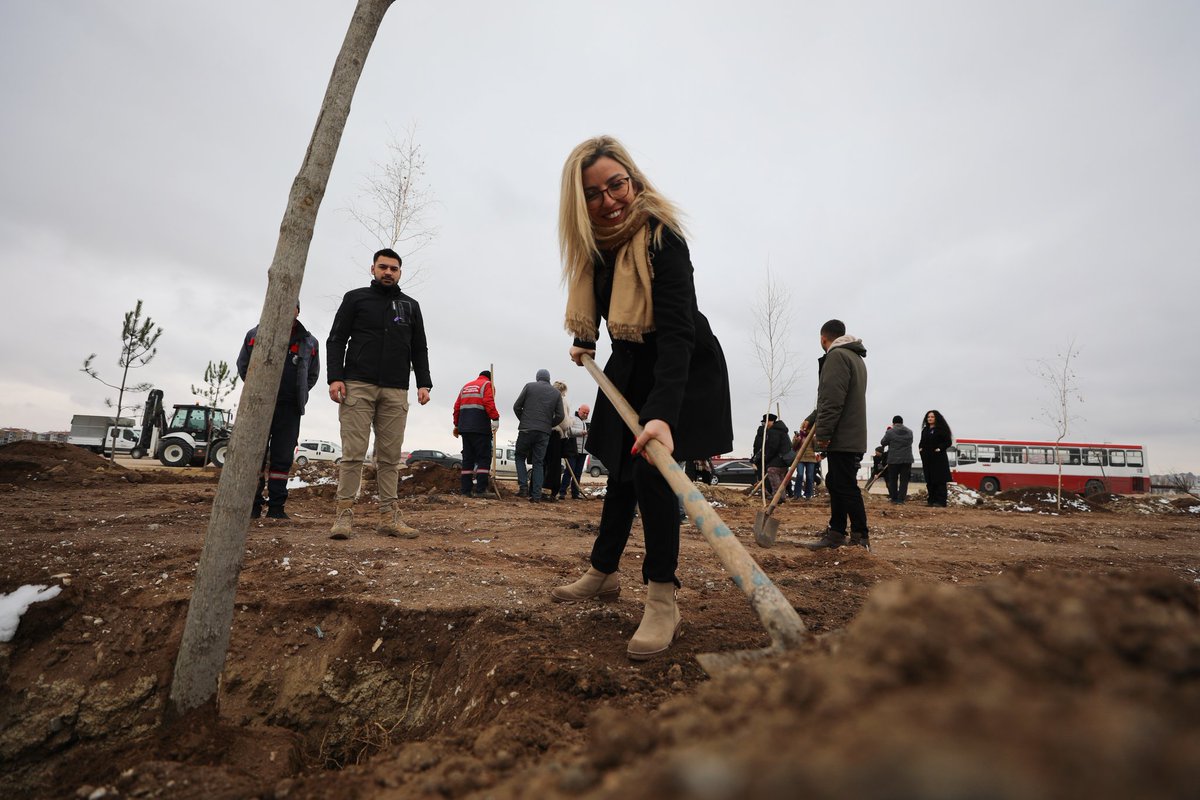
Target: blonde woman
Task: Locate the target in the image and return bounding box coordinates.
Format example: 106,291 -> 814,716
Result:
551,136 -> 733,660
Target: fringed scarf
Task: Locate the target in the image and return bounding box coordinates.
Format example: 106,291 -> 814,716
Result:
564,198 -> 656,344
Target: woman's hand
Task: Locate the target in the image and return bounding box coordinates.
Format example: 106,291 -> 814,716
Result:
632,419 -> 674,465
569,345 -> 595,366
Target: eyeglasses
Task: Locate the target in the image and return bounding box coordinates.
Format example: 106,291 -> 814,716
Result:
584,175 -> 633,207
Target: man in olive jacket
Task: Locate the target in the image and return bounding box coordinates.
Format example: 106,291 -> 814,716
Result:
801,319 -> 870,551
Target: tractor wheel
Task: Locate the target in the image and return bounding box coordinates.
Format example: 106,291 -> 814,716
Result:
160,441 -> 194,468
209,440 -> 229,468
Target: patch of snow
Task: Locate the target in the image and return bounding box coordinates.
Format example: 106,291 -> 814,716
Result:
0,584 -> 63,642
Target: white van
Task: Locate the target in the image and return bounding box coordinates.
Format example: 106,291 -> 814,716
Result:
294,439 -> 342,465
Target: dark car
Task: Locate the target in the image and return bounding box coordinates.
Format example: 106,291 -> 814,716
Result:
711,460 -> 757,485
405,449 -> 461,469
585,454 -> 609,478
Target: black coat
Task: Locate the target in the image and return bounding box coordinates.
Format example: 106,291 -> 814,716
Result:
326,281 -> 431,390
575,226 -> 733,481
919,426 -> 953,484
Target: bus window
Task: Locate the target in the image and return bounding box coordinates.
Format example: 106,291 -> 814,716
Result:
1028,447 -> 1054,465
1083,448 -> 1107,466
955,444 -> 977,465
1109,449 -> 1125,467
977,445 -> 999,463
1001,445 -> 1027,464
1126,450 -> 1143,467
1057,448 -> 1081,465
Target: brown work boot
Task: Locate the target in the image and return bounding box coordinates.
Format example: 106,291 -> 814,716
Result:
850,532 -> 872,552
550,567 -> 620,603
802,527 -> 847,550
329,500 -> 354,540
627,581 -> 683,661
378,503 -> 418,539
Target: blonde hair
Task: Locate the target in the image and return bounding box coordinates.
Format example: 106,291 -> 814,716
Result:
553,380 -> 568,394
557,136 -> 685,284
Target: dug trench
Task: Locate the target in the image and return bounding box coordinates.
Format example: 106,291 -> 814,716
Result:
2,442 -> 1199,798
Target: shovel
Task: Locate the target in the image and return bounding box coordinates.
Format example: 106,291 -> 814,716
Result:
580,354 -> 806,673
862,464 -> 887,494
753,423 -> 819,548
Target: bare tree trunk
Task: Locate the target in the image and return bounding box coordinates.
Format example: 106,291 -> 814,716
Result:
168,0 -> 394,718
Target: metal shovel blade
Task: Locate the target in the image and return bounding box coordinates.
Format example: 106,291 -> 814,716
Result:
753,510 -> 779,548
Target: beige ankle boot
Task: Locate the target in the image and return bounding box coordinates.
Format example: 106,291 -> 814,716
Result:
329,500 -> 354,540
550,567 -> 620,603
627,581 -> 682,661
378,503 -> 418,539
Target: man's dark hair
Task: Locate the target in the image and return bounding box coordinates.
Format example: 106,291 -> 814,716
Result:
373,248 -> 402,266
893,415 -> 903,424
479,370 -> 492,379
820,319 -> 846,338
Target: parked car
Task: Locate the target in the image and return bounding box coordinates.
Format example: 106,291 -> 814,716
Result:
585,454 -> 608,478
711,460 -> 757,485
294,439 -> 342,466
406,449 -> 461,469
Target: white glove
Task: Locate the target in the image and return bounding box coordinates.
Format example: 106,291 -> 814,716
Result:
490,419 -> 499,432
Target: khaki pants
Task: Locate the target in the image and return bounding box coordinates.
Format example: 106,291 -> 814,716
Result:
337,381 -> 410,504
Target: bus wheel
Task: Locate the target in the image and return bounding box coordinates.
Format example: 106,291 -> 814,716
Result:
980,477 -> 1000,494
1084,480 -> 1105,496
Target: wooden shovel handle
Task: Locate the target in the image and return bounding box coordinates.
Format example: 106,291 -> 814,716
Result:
763,423 -> 818,515
580,354 -> 806,650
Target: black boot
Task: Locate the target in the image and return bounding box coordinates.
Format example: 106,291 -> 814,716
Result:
850,532 -> 871,552
461,474 -> 473,496
802,528 -> 847,550
251,501 -> 264,519
266,506 -> 290,520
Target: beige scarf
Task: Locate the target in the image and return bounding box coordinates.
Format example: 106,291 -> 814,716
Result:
564,201 -> 656,344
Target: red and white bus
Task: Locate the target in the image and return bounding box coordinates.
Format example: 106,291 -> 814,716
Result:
949,438 -> 1148,496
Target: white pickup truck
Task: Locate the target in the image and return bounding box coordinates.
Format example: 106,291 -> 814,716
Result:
67,415 -> 140,454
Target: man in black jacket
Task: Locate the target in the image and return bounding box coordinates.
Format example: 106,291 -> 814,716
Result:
327,248 -> 432,539
237,304 -> 319,520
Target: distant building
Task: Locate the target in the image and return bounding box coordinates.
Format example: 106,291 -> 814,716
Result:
0,428 -> 69,446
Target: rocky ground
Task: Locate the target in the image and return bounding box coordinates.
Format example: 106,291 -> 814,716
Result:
1,441 -> 1198,799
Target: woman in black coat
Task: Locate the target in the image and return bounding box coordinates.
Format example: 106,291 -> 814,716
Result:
549,136 -> 733,661
919,409 -> 953,507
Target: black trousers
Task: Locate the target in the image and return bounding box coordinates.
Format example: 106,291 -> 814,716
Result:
460,431 -> 492,494
825,451 -> 868,535
885,463 -> 912,502
589,457 -> 679,585
542,431 -> 562,497
927,480 -> 948,506
256,403 -> 302,511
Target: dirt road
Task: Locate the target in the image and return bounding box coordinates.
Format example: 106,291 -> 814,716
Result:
2,441 -> 1198,799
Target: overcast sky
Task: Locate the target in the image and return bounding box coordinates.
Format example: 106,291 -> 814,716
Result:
2,1 -> 1197,474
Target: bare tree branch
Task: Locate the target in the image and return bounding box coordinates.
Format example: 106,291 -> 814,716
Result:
347,121 -> 438,288
750,267 -> 800,504
1031,337 -> 1083,510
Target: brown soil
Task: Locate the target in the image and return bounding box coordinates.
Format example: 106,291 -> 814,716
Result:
2,441 -> 1198,799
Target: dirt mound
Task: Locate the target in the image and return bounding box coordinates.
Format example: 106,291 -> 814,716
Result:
399,461 -> 466,496
494,568 -> 1200,800
993,486 -> 1098,513
0,440 -> 135,486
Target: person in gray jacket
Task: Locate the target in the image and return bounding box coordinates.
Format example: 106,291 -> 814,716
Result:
881,415 -> 914,504
513,369 -> 566,501
801,319 -> 870,551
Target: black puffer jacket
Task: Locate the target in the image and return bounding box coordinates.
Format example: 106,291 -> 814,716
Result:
764,420 -> 792,468
327,281 -> 432,390
237,320 -> 320,414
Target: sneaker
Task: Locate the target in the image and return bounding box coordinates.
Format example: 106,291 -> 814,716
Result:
802,528 -> 847,551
